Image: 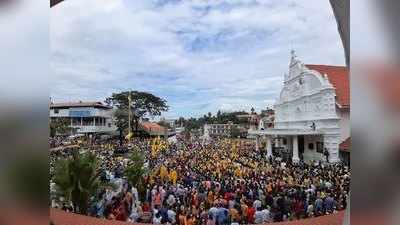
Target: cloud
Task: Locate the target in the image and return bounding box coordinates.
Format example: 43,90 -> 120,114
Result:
51,0 -> 344,118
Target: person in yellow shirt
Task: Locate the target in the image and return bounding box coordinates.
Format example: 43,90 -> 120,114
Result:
234,167 -> 242,178
159,165 -> 168,181
207,191 -> 214,205
169,169 -> 178,185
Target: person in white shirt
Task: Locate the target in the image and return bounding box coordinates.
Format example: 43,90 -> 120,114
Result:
166,194 -> 176,207
153,211 -> 162,224
208,206 -> 218,220
131,186 -> 139,203
254,208 -> 264,224
253,199 -> 262,209
167,208 -> 177,224
261,208 -> 271,223
129,203 -> 140,222
105,188 -> 113,203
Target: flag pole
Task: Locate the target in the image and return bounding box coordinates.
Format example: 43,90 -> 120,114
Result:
128,90 -> 131,138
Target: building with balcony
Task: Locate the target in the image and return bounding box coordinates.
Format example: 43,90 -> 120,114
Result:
49,101 -> 117,135
203,122 -> 233,138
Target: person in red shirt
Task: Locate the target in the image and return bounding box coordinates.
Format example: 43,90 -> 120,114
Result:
246,203 -> 256,224
224,192 -> 233,202
115,203 -> 128,221
293,198 -> 304,220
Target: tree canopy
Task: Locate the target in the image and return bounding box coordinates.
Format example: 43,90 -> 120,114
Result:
105,91 -> 168,139
53,151 -> 112,215
50,117 -> 72,137
179,110 -> 249,132
124,149 -> 147,202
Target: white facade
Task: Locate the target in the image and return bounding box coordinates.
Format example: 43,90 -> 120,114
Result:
203,123 -> 232,137
50,102 -> 117,135
250,51 -> 349,163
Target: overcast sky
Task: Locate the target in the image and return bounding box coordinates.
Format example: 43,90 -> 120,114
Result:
50,0 -> 345,118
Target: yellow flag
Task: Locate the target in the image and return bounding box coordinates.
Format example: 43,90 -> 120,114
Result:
125,132 -> 133,140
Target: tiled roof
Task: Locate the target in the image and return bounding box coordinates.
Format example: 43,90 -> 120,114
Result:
50,209 -> 345,225
306,65 -> 350,108
50,101 -> 112,109
339,137 -> 351,152
140,122 -> 166,134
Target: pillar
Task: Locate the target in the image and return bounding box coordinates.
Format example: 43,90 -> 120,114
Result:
324,134 -> 340,163
275,137 -> 279,147
255,135 -> 259,151
80,117 -> 83,126
292,135 -> 300,163
266,136 -> 273,158
70,118 -> 73,135
93,117 -> 96,126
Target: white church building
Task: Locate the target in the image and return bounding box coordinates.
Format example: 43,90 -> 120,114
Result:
249,51 -> 350,164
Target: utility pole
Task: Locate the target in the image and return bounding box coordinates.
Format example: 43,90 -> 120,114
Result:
128,90 -> 131,133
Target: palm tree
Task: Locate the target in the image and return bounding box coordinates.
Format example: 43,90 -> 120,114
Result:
124,150 -> 147,202
53,150 -> 110,215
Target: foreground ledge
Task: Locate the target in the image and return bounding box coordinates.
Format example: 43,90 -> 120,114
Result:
50,208 -> 345,225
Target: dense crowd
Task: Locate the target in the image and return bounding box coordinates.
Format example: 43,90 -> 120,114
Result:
50,136 -> 350,224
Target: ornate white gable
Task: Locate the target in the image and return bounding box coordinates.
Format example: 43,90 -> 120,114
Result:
250,51 -> 343,163
275,51 -> 338,126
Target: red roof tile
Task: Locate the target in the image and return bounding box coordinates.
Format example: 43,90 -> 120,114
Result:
306,65 -> 350,108
140,121 -> 166,134
50,209 -> 345,225
340,137 -> 351,152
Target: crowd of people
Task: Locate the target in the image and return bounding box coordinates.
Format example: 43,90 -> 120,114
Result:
50,136 -> 350,224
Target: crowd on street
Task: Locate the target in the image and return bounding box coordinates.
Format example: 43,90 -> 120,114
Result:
50,136 -> 350,224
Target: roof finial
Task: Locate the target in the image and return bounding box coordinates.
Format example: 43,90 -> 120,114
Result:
290,40 -> 295,56
291,49 -> 296,59
289,48 -> 298,68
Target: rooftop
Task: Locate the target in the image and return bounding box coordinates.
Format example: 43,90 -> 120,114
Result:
50,101 -> 112,109
140,121 -> 167,135
306,64 -> 350,108
339,137 -> 351,152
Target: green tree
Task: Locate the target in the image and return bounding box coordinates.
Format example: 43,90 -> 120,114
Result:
106,91 -> 169,141
53,151 -> 111,215
125,150 -> 147,202
176,117 -> 185,127
157,120 -> 171,129
113,107 -> 129,143
216,110 -> 222,123
185,117 -> 201,131
50,118 -> 72,137
230,126 -> 242,138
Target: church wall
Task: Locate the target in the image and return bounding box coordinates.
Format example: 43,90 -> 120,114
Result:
338,108 -> 350,142
303,135 -> 324,163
